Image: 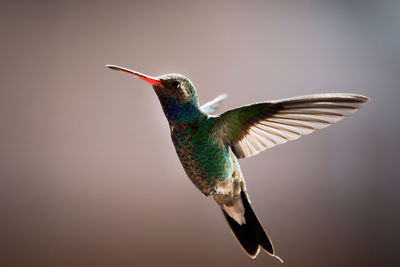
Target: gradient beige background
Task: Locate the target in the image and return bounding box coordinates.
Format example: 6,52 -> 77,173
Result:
1,1 -> 399,266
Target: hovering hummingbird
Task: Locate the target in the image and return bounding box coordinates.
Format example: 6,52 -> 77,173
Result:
107,65 -> 369,261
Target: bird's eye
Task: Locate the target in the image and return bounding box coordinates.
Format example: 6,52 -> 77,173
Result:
171,81 -> 181,88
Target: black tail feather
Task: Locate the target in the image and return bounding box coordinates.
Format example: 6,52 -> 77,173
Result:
222,209 -> 260,258
222,190 -> 275,258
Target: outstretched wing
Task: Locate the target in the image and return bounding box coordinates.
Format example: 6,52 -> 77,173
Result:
214,93 -> 369,159
201,94 -> 228,114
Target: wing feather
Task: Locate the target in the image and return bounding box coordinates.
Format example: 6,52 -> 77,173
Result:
214,93 -> 369,159
200,94 -> 228,114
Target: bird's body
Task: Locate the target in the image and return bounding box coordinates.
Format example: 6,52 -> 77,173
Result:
171,118 -> 252,224
151,74 -> 245,198
170,118 -> 239,195
107,65 -> 369,260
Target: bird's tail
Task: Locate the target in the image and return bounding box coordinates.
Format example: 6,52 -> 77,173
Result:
221,190 -> 283,262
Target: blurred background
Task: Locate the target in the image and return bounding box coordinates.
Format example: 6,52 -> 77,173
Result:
1,0 -> 399,266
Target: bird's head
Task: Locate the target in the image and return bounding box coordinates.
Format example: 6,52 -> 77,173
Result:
107,65 -> 203,123
106,65 -> 198,105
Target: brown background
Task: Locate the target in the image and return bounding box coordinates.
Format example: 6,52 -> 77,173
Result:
1,1 -> 399,266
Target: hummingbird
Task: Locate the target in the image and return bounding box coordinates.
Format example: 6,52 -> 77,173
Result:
106,64 -> 369,261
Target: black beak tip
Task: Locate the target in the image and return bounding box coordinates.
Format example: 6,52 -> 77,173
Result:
106,64 -> 118,71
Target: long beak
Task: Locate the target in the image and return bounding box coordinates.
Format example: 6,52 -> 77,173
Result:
106,65 -> 162,87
